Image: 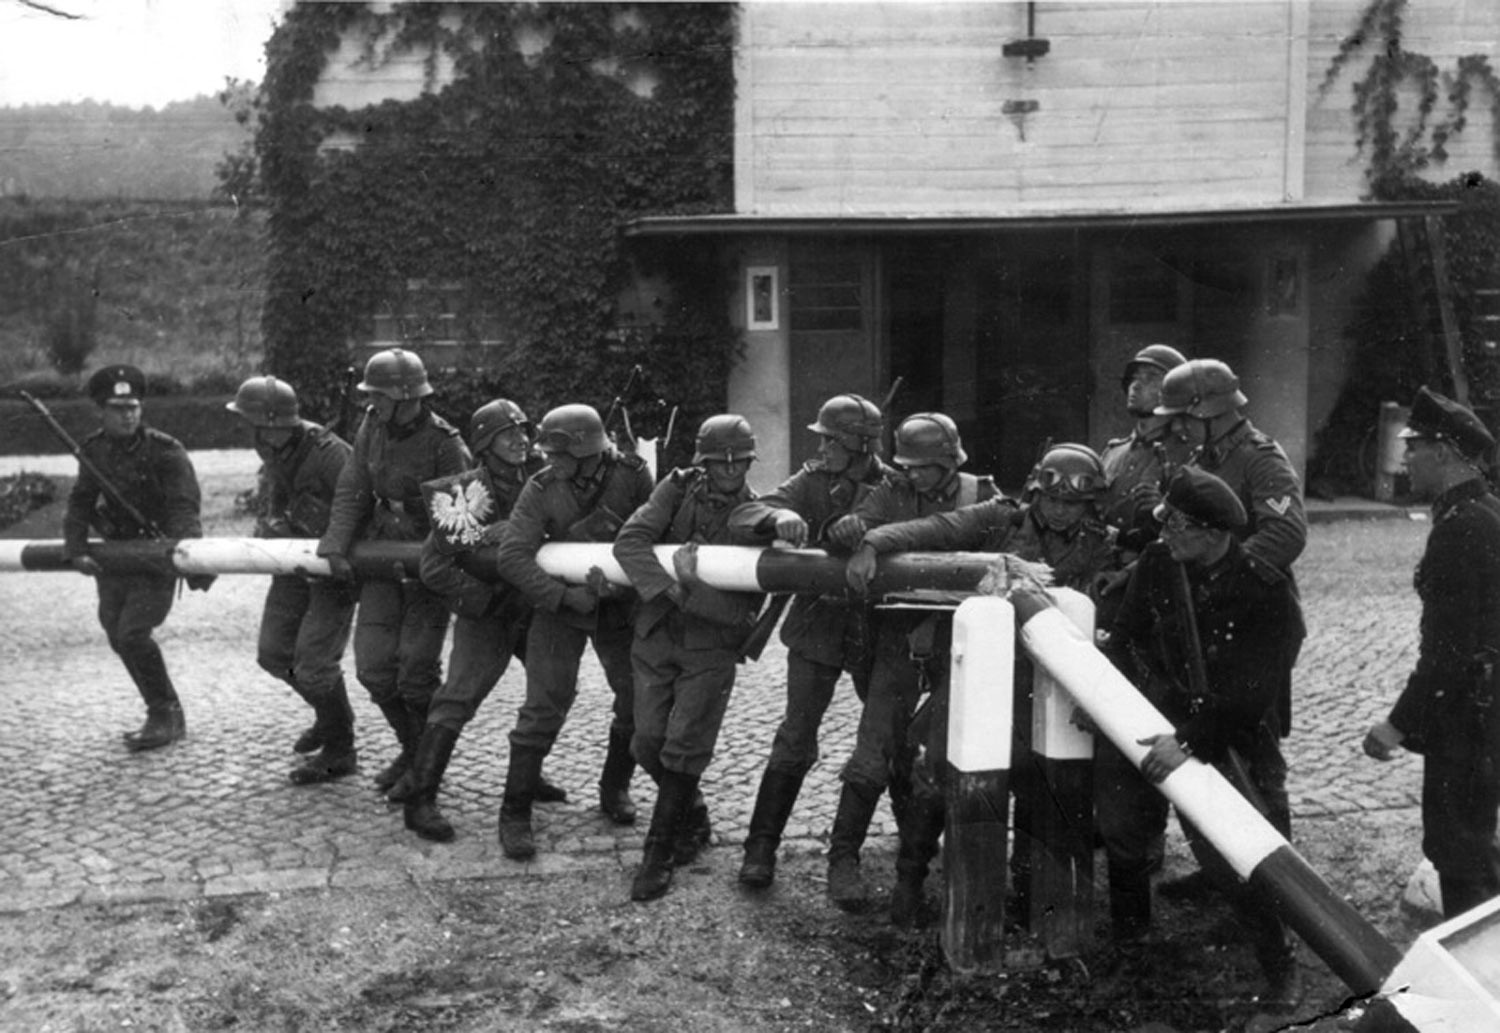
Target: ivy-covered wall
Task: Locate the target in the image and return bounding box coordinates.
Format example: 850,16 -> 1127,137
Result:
254,3 -> 736,465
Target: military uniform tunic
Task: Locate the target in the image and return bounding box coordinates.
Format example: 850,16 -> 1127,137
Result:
418,453 -> 545,733
614,467 -> 759,777
728,457 -> 894,777
1386,477 -> 1500,914
63,425 -> 203,711
497,451 -> 654,752
318,408 -> 470,713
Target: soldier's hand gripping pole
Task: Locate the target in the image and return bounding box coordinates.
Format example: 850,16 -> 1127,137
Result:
17,390 -> 163,540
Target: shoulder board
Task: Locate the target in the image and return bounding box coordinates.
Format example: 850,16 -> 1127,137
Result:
800,459 -> 826,475
83,428 -> 105,443
143,426 -> 184,448
531,466 -> 559,486
668,467 -> 701,487
1104,434 -> 1130,447
617,451 -> 648,471
428,413 -> 462,438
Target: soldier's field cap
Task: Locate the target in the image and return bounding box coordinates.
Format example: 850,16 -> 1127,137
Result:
87,364 -> 147,405
1399,386 -> 1496,459
1152,466 -> 1247,531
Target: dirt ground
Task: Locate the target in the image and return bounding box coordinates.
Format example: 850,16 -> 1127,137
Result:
0,469 -> 1437,1033
0,806 -> 1428,1033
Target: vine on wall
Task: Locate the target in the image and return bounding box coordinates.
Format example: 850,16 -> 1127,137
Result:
252,3 -> 736,461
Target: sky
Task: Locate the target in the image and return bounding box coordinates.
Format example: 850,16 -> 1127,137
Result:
0,0 -> 290,109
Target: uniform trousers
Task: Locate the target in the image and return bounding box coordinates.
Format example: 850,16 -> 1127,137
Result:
1421,752 -> 1500,917
428,607 -> 526,733
351,578 -> 448,712
761,650 -> 870,778
256,574 -> 355,703
840,616 -> 945,791
508,606 -> 634,754
96,572 -> 178,708
630,613 -> 737,777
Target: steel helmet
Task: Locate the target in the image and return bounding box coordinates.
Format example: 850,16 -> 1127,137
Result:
693,414 -> 757,464
1155,359 -> 1248,418
357,347 -> 433,400
808,394 -> 883,452
225,375 -> 301,427
470,399 -> 531,453
1121,344 -> 1188,390
894,413 -> 967,469
535,403 -> 608,458
1027,443 -> 1106,501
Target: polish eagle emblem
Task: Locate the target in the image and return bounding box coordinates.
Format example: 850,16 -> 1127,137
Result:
423,472 -> 495,551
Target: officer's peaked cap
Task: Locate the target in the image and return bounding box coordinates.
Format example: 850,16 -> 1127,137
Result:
88,364 -> 147,405
1399,386 -> 1496,460
1154,466 -> 1247,531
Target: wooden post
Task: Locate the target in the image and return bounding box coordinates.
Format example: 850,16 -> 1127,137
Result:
1028,590 -> 1095,958
941,596 -> 1014,972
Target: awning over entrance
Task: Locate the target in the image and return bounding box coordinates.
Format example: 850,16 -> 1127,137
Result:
623,200 -> 1458,237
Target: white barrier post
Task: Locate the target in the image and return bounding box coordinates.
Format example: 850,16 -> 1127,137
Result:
942,596 -> 1015,972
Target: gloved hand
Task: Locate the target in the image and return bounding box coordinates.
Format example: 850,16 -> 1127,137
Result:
825,514 -> 866,551
324,554 -> 356,583
672,542 -> 700,585
1362,719 -> 1404,761
71,555 -> 103,578
586,566 -> 627,601
561,584 -> 598,614
771,509 -> 808,548
845,544 -> 878,596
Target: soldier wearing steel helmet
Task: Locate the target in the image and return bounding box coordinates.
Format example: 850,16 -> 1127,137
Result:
495,403 -> 655,861
818,412 -> 998,915
613,414 -> 763,902
731,393 -> 896,890
1098,344 -> 1189,553
317,348 -> 471,796
64,364 -> 211,752
226,375 -> 358,784
391,398 -> 569,842
845,442 -> 1115,925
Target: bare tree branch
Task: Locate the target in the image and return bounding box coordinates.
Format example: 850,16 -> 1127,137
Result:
17,0 -> 84,20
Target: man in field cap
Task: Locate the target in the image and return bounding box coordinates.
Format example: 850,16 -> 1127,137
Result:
64,363 -> 211,751
1098,464 -> 1302,1008
1365,386 -> 1500,919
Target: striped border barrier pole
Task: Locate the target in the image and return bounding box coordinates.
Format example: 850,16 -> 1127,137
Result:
942,595 -> 1015,973
1027,590 -> 1096,959
1016,589 -> 1402,995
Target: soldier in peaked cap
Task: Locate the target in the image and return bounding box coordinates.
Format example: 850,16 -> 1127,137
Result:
1097,465 -> 1302,1007
1365,387 -> 1500,919
317,348 -> 471,797
226,375 -> 358,785
64,364 -> 212,752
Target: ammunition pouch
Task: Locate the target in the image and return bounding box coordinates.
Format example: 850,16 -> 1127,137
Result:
287,492 -> 333,537
566,505 -> 625,543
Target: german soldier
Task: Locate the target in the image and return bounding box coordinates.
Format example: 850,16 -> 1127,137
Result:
1098,344 -> 1189,556
615,415 -> 762,901
317,348 -> 470,794
732,393 -> 894,890
63,364 -> 212,751
1100,466 -> 1300,1007
1364,387 -> 1500,919
822,412 -> 996,914
496,403 -> 654,860
226,375 -> 358,784
397,399 -> 569,840
846,442 -> 1114,925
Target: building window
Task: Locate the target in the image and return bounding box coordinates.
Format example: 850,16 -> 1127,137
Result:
789,256 -> 863,333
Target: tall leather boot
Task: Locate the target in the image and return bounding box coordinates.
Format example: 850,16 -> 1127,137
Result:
290,681 -> 358,784
373,699 -> 417,792
827,781 -> 882,912
890,791 -> 945,928
1106,856 -> 1153,943
673,787 -> 712,867
499,745 -> 546,860
404,724 -> 460,842
598,726 -> 637,825
122,644 -> 185,752
739,768 -> 806,889
631,771 -> 698,902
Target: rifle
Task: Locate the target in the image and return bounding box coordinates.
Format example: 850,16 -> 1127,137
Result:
18,390 -> 163,540
603,364 -> 643,446
738,592 -> 789,663
1169,556 -> 1269,816
328,365 -> 360,441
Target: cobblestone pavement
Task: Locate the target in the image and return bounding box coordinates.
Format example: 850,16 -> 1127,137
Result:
0,452 -> 1430,913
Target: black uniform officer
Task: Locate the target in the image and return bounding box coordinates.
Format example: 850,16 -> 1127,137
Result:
63,364 -> 212,751
1100,466 -> 1300,1007
1364,387 -> 1500,920
226,375 -> 357,784
614,415 -> 762,902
